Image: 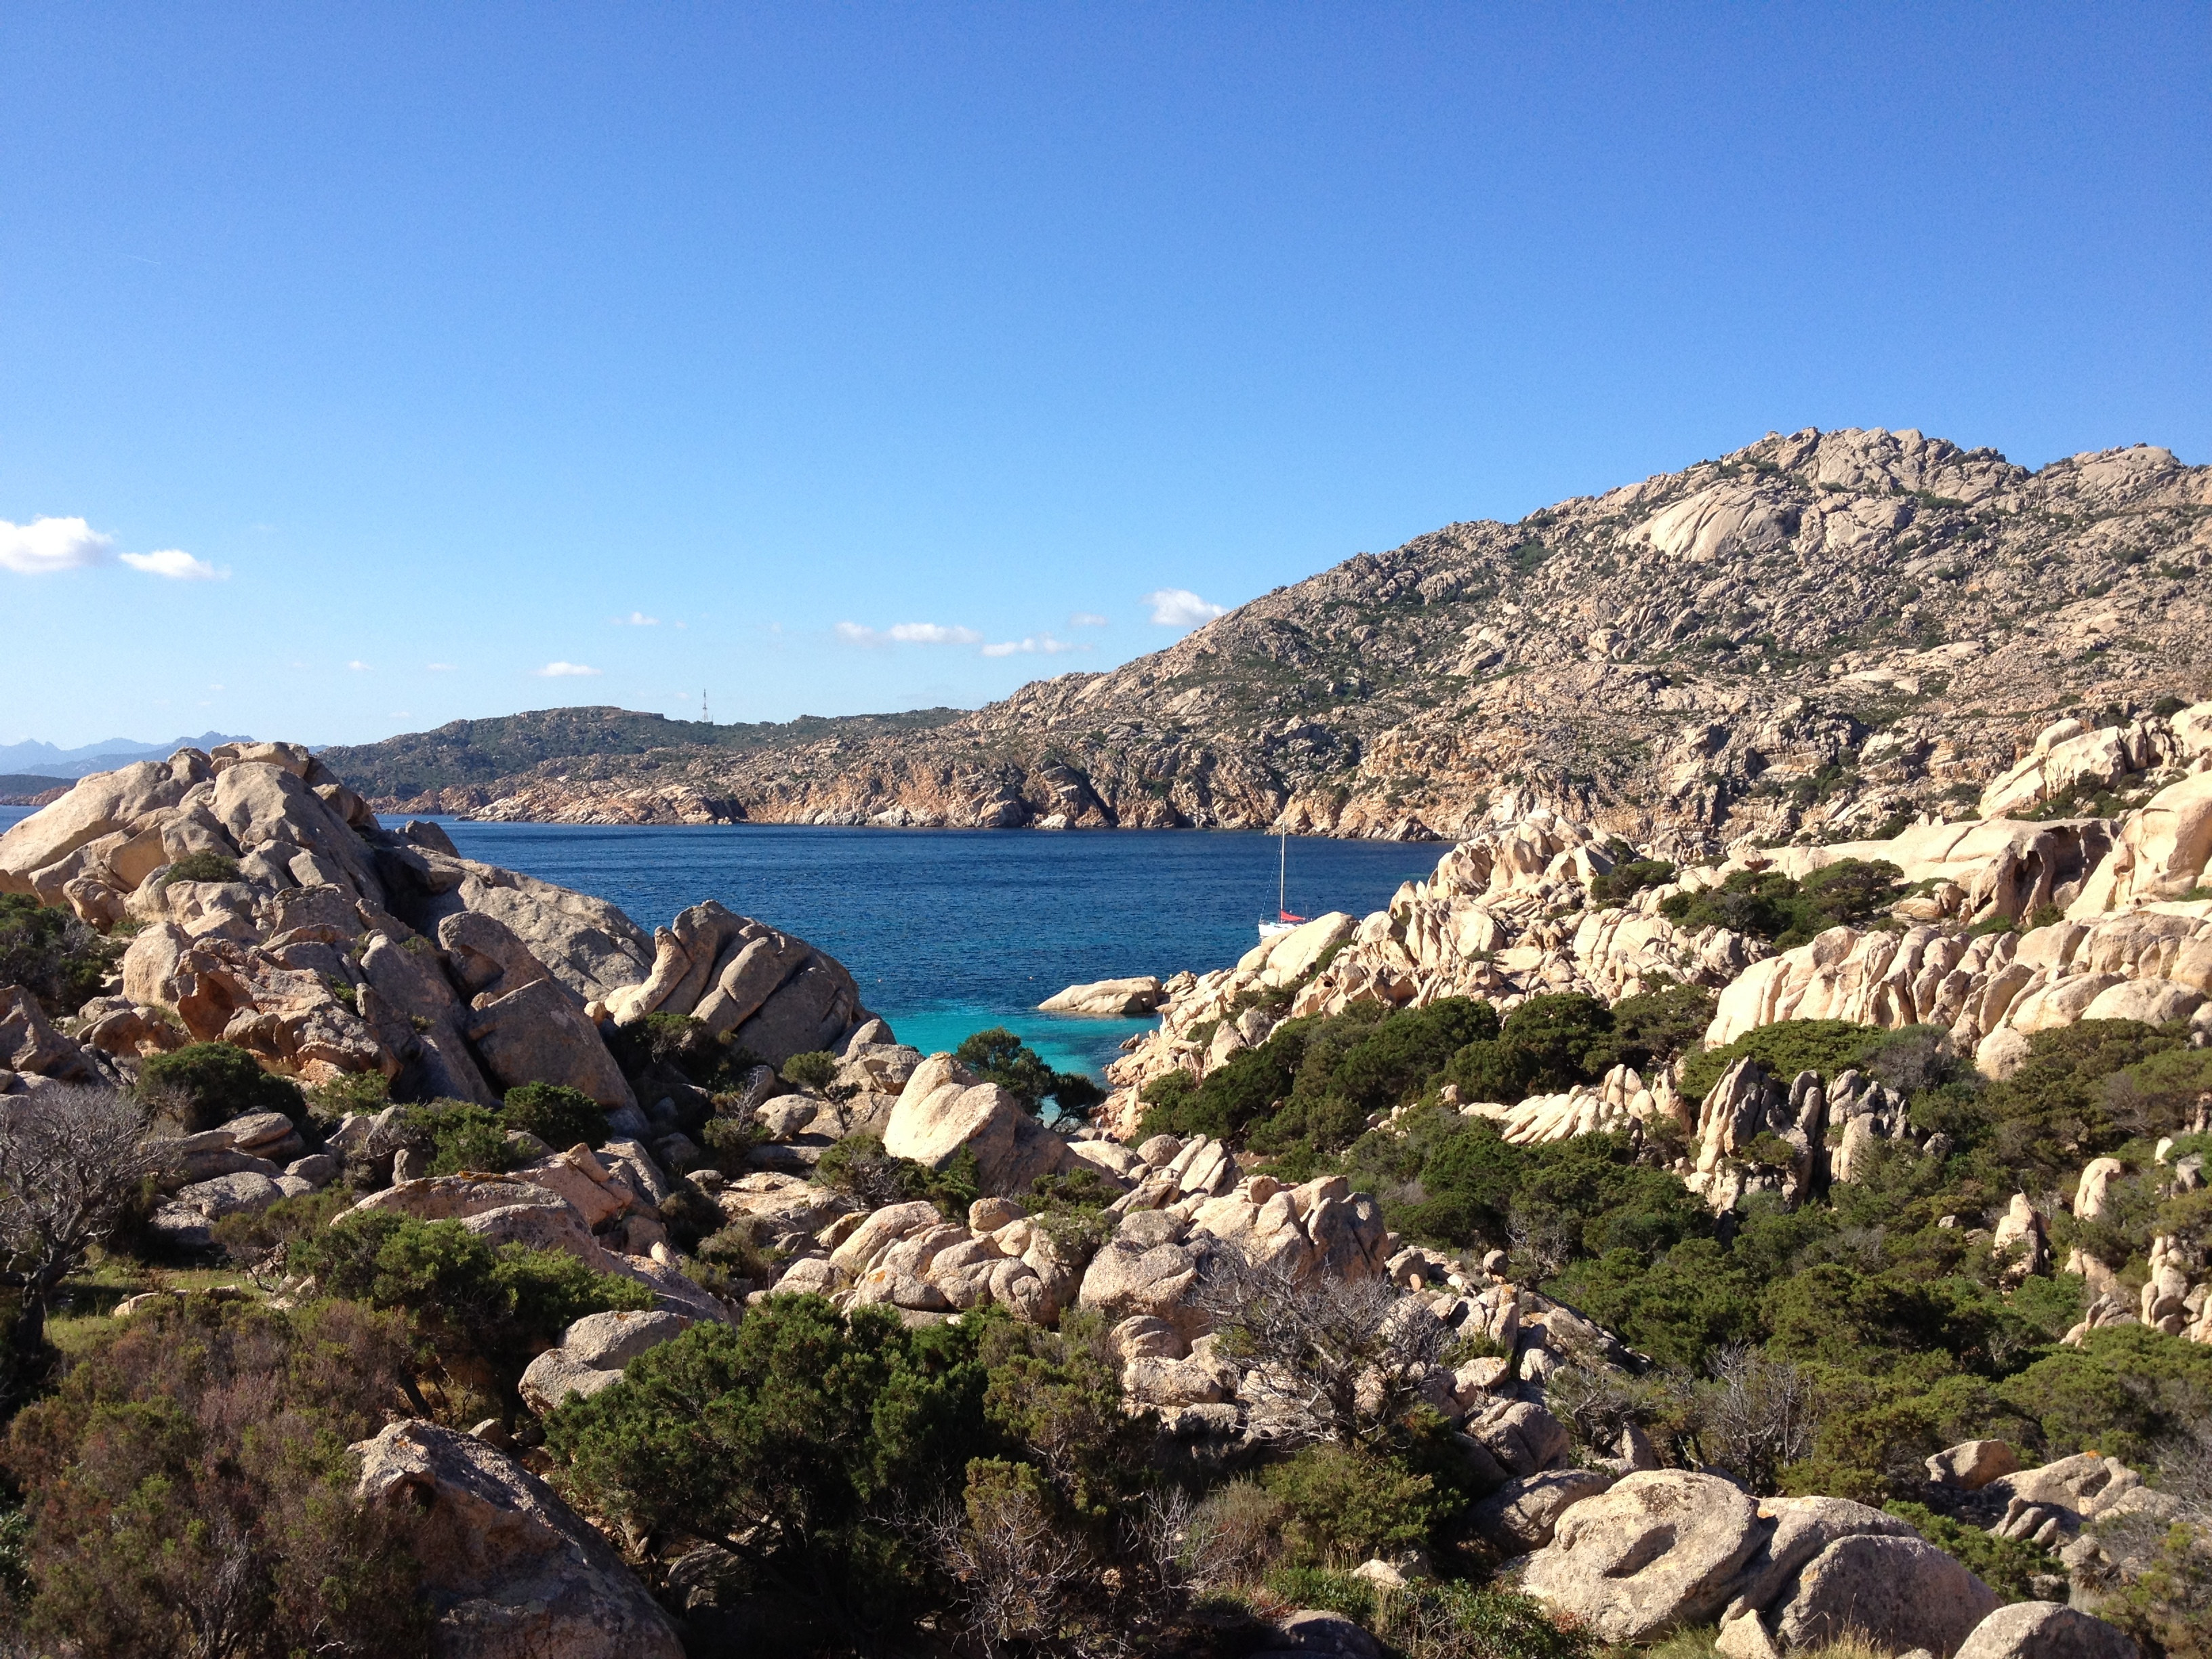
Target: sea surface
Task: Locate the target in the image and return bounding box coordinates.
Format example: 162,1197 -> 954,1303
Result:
0,804 -> 1444,1078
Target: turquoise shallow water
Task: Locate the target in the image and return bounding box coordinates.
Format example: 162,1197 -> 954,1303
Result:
0,803 -> 1446,1078
418,823 -> 1442,1078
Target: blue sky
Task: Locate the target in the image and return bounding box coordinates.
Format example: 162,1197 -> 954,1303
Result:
3,4 -> 2205,749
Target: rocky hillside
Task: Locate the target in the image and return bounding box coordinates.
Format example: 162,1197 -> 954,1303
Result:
340,428 -> 2212,855
319,703 -> 964,813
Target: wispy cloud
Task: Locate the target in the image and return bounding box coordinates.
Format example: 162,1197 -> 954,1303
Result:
121,548 -> 227,581
426,662 -> 456,672
1069,611 -> 1109,628
981,634 -> 1084,658
836,621 -> 983,647
534,661 -> 602,677
347,660 -> 371,672
615,611 -> 659,626
1143,588 -> 1227,628
0,516 -> 112,575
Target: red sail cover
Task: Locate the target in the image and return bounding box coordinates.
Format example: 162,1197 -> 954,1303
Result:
1279,910 -> 1308,922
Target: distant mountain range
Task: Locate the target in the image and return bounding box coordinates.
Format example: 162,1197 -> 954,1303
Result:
0,732 -> 252,780
319,428 -> 2212,852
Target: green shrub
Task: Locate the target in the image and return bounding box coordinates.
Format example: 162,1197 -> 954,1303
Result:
1679,1018 -> 1889,1105
161,849 -> 241,885
138,1042 -> 307,1134
1884,1500 -> 2058,1601
544,1298 -> 1000,1635
289,1212 -> 651,1400
954,1027 -> 1103,1118
0,1296 -> 430,1656
781,1049 -> 838,1090
405,1103 -> 516,1174
607,1012 -> 760,1091
815,1133 -> 979,1218
499,1082 -> 607,1150
1661,859 -> 1905,948
304,1068 -> 390,1120
1588,858 -> 1676,909
1260,1444 -> 1442,1566
0,894 -> 111,1017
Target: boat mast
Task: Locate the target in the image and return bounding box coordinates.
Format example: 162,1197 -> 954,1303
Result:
1278,832 -> 1286,916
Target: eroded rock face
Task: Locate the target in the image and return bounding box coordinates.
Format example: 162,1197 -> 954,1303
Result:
350,1420 -> 683,1659
594,901 -> 867,1065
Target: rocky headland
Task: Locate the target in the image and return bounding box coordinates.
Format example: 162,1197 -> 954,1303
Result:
328,428 -> 2212,856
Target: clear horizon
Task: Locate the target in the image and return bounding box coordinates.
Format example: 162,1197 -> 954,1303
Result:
3,5 -> 2207,750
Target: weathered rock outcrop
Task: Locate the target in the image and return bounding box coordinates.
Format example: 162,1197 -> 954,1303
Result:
350,1420 -> 684,1659
882,1053 -> 1081,1196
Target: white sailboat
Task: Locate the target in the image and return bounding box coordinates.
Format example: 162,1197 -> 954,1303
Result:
1258,831 -> 1308,942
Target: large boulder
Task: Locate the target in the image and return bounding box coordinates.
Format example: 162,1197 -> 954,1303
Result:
1769,1533 -> 2000,1656
1468,1468 -> 1614,1552
1717,1496 -> 1921,1624
350,1420 -> 683,1658
0,985 -> 99,1080
1955,1602 -> 2139,1659
883,1054 -> 1078,1196
1038,976 -> 1164,1016
465,977 -> 636,1111
1517,1471 -> 1767,1643
518,1309 -> 688,1414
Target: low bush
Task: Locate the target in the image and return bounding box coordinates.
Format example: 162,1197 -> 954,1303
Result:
0,1296 -> 430,1656
781,1049 -> 838,1090
499,1081 -> 606,1150
955,1027 -> 1104,1118
289,1212 -> 653,1405
0,894 -> 110,1017
405,1102 -> 516,1174
1883,1499 -> 2059,1601
161,849 -> 241,885
1660,859 -> 1906,948
1588,858 -> 1675,909
815,1133 -> 980,1218
1261,1443 -> 1443,1566
138,1042 -> 307,1134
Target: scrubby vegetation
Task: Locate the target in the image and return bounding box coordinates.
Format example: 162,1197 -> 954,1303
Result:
138,1040 -> 308,1134
956,1025 -> 1107,1118
1138,987 -> 1715,1164
1658,858 -> 1908,948
0,894 -> 111,1019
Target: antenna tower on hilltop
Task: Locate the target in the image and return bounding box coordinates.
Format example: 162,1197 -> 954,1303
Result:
701,689 -> 710,726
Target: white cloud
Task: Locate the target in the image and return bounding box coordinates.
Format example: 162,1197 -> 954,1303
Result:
348,661 -> 370,672
1143,588 -> 1227,628
121,548 -> 227,581
615,611 -> 659,626
0,515 -> 112,574
534,661 -> 602,677
981,634 -> 1084,658
1069,611 -> 1109,628
426,662 -> 455,672
836,621 -> 983,647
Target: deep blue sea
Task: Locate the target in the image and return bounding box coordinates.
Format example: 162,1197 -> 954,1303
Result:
0,804 -> 1443,1078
